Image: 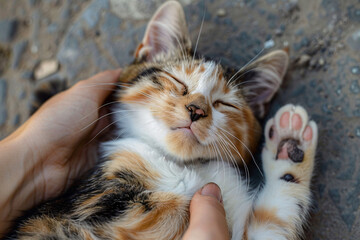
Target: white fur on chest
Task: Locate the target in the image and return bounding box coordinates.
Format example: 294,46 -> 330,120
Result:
102,138 -> 253,239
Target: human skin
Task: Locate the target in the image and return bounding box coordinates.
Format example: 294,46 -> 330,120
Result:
0,69 -> 229,239
183,183 -> 230,240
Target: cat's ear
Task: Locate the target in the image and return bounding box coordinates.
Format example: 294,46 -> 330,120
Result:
135,1 -> 191,62
238,50 -> 289,119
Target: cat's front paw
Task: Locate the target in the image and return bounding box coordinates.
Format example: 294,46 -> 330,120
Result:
262,104 -> 318,184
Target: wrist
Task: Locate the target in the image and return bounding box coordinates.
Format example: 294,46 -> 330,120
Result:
0,131 -> 41,235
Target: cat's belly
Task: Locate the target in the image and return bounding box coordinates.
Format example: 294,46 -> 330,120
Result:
103,138 -> 253,239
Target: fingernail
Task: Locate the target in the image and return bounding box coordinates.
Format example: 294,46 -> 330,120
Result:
201,183 -> 223,203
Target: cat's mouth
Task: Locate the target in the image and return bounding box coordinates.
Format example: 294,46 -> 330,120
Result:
171,125 -> 199,141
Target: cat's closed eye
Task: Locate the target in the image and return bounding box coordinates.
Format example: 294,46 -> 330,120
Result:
213,100 -> 238,110
164,72 -> 188,96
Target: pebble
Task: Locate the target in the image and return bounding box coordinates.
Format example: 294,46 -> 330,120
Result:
347,29 -> 360,51
296,54 -> 311,67
264,39 -> 275,49
34,59 -> 60,80
356,127 -> 360,138
31,45 -> 38,54
309,58 -> 317,68
350,80 -> 360,94
318,57 -> 325,66
275,24 -> 286,36
11,40 -> 28,69
351,66 -> 360,75
337,42 -> 345,49
216,8 -> 226,17
322,103 -> 332,114
31,10 -> 40,53
0,19 -> 18,43
275,28 -> 283,36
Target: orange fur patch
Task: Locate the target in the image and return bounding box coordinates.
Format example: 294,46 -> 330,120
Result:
252,208 -> 287,228
115,193 -> 188,240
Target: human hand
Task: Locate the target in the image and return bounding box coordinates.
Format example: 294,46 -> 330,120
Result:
183,183 -> 230,240
0,69 -> 121,235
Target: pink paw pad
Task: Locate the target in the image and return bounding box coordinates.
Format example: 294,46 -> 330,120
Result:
266,104 -> 316,163
280,112 -> 289,128
291,114 -> 302,130
303,126 -> 313,141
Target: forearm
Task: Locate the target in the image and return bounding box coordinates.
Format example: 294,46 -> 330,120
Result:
0,131 -> 41,236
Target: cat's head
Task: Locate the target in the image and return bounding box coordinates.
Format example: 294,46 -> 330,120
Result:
116,1 -> 288,164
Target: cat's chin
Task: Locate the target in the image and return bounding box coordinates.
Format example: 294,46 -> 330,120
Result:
164,129 -> 209,161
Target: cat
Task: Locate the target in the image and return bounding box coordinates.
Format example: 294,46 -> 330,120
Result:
7,1 -> 318,239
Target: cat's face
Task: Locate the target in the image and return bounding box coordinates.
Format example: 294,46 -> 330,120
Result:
116,1 -> 288,164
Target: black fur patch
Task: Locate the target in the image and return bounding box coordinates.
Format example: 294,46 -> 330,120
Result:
280,173 -> 298,183
132,67 -> 162,84
83,170 -> 152,224
276,139 -> 304,163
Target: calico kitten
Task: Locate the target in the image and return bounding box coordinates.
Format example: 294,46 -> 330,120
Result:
7,1 -> 318,239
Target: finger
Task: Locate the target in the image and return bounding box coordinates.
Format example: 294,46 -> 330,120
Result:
73,68 -> 122,104
183,183 -> 230,240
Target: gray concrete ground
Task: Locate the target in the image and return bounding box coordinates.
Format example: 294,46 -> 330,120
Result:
0,0 -> 359,239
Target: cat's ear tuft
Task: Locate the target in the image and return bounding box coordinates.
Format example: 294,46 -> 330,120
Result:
239,50 -> 289,118
135,1 -> 191,62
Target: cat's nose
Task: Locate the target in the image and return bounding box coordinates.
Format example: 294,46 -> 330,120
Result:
186,104 -> 206,122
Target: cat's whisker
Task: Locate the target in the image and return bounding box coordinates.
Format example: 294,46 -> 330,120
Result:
208,128 -> 238,185
218,126 -> 263,177
212,141 -> 227,181
80,109 -> 159,133
217,131 -> 250,188
229,68 -> 264,87
192,7 -> 206,67
118,89 -> 163,103
218,127 -> 256,178
213,137 -> 230,183
227,47 -> 265,86
78,82 -> 119,88
79,101 -> 121,122
214,130 -> 247,187
85,120 -> 121,145
112,84 -> 167,104
231,74 -> 276,91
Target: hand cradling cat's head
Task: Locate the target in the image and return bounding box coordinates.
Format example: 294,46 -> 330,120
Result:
116,1 -> 289,164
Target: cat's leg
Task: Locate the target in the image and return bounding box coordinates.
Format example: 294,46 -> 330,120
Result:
244,104 -> 318,240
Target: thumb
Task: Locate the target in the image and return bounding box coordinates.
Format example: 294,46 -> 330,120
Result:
183,183 -> 230,240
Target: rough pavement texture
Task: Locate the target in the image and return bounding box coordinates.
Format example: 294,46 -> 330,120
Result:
0,0 -> 359,239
